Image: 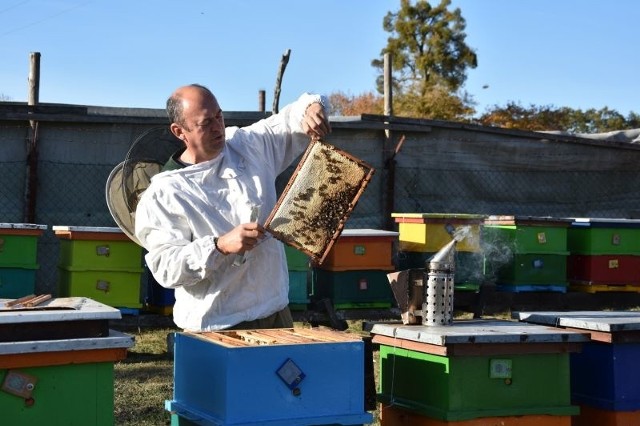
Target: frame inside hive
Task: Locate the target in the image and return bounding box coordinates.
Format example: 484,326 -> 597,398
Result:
264,140 -> 375,265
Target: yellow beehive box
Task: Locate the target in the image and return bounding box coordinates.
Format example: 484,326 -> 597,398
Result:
391,213 -> 484,253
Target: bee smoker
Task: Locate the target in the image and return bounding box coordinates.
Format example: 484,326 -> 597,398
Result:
422,239 -> 456,326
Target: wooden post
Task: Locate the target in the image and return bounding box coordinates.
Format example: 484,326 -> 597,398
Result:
383,53 -> 396,230
25,52 -> 41,223
258,90 -> 266,112
272,49 -> 291,114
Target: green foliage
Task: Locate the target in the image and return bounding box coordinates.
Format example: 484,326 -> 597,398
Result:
371,0 -> 477,120
477,101 -> 640,133
394,82 -> 476,120
374,0 -> 477,92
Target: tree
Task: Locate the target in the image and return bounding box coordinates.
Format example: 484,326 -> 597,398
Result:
0,93 -> 11,101
328,91 -> 384,116
371,0 -> 477,119
477,102 -> 640,133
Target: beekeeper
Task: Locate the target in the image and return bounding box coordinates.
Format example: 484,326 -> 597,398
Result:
135,84 -> 331,331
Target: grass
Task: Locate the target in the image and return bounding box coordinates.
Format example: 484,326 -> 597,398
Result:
114,327 -> 176,426
113,321 -> 382,426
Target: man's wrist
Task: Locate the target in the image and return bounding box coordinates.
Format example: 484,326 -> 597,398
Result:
214,237 -> 227,255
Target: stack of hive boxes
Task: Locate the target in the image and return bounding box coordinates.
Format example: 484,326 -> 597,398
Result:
391,213 -> 485,292
0,223 -> 47,299
567,218 -> 640,293
0,297 -> 133,425
371,320 -> 586,425
482,216 -> 571,293
515,311 -> 640,426
312,229 -> 398,309
54,226 -> 144,313
284,245 -> 311,311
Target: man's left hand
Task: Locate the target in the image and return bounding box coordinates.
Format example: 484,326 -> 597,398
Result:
303,102 -> 331,141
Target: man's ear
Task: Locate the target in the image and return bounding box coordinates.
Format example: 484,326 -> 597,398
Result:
170,123 -> 185,141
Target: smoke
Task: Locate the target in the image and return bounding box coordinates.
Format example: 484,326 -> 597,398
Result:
479,228 -> 515,282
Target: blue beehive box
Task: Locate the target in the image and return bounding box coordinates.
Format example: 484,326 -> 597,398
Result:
167,329 -> 373,425
515,311 -> 640,412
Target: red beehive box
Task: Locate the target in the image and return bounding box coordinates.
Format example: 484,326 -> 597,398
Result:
568,254 -> 640,285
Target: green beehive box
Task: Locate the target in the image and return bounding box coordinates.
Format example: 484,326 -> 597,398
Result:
371,321 -> 585,421
0,224 -> 47,267
0,266 -> 38,299
285,245 -> 310,271
482,217 -> 569,255
0,323 -> 133,426
288,270 -> 309,310
0,363 -> 116,425
488,253 -> 568,285
57,238 -> 143,271
568,218 -> 640,255
377,345 -> 576,421
57,267 -> 143,309
312,268 -> 394,309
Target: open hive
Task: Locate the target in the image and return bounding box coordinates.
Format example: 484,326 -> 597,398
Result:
194,327 -> 362,347
264,140 -> 375,265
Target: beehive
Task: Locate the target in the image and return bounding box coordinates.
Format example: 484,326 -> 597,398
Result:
54,226 -> 143,310
0,297 -> 133,425
371,320 -> 586,422
0,223 -> 47,299
168,328 -> 373,425
515,311 -> 640,413
391,213 -> 484,253
312,268 -> 395,309
319,229 -> 398,271
568,218 -> 640,255
482,216 -> 571,292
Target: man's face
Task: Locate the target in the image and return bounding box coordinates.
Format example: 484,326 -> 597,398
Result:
177,90 -> 226,162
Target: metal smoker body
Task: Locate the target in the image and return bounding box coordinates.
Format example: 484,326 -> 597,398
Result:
423,239 -> 456,326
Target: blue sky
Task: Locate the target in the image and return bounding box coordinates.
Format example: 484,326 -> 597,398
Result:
1,0 -> 638,117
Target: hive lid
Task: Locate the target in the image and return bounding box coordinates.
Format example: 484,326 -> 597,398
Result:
391,213 -> 485,223
0,329 -> 134,355
514,311 -> 640,333
0,297 -> 121,322
0,297 -> 122,343
570,217 -> 640,228
52,225 -> 124,234
0,223 -> 47,230
339,229 -> 399,238
370,319 -> 590,346
484,215 -> 573,226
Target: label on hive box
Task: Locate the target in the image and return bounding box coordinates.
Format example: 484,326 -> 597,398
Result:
489,359 -> 512,379
276,358 -> 306,390
1,370 -> 38,399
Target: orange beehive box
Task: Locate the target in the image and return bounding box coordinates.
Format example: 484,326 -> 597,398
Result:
379,404 -> 572,426
572,404 -> 640,426
319,229 -> 398,271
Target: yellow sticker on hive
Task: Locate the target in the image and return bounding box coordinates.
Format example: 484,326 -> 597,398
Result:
537,232 -> 546,244
609,259 -> 619,269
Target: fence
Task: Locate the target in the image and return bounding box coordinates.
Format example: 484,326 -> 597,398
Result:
2,106 -> 640,297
